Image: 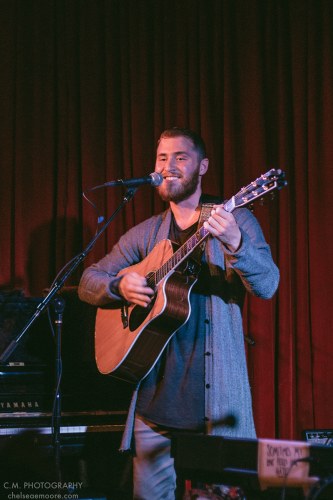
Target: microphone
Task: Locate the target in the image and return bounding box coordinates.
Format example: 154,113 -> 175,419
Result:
102,172 -> 163,188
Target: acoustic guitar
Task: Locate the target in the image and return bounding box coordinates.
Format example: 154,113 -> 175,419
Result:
95,169 -> 286,384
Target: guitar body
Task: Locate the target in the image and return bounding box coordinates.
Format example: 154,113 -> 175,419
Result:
95,239 -> 197,384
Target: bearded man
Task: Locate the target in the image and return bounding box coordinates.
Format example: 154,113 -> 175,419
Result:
78,127 -> 279,500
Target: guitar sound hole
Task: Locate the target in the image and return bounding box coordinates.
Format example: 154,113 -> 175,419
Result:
129,297 -> 155,331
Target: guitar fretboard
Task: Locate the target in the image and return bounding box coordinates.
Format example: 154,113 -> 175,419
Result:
153,226 -> 209,286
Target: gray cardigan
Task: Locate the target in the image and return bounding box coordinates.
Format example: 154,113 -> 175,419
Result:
78,206 -> 279,449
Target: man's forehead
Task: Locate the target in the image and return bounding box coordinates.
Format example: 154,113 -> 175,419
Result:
157,136 -> 195,153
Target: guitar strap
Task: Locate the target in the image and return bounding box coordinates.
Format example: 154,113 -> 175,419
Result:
189,202 -> 216,267
198,202 -> 216,229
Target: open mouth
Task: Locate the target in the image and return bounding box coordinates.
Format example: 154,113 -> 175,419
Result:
163,172 -> 181,181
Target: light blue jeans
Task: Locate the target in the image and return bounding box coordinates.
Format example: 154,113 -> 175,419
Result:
133,415 -> 177,500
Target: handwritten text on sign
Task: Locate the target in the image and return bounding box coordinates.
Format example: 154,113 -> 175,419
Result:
257,438 -> 318,489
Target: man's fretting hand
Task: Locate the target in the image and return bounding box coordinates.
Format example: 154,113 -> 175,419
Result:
204,205 -> 242,252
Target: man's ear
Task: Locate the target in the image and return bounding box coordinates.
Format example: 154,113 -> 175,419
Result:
199,158 -> 209,176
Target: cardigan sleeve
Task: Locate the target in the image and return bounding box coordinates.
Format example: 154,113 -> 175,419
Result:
78,211 -> 170,306
78,217 -> 157,306
222,208 -> 280,299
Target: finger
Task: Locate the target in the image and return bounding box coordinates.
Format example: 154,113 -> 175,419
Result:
130,274 -> 155,294
212,206 -> 230,220
206,215 -> 224,232
133,285 -> 155,296
129,293 -> 152,307
130,276 -> 148,287
203,220 -> 221,237
212,204 -> 225,213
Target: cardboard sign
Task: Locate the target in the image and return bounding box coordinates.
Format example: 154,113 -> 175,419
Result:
257,438 -> 319,490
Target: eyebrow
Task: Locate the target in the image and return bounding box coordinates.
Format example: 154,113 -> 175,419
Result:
157,151 -> 190,157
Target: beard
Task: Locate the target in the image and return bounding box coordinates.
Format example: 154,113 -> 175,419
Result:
157,166 -> 201,203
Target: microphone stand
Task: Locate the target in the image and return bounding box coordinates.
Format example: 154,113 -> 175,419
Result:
52,296 -> 65,482
0,186 -> 138,477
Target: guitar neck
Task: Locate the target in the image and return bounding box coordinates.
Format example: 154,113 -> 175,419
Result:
150,197 -> 236,287
156,226 -> 209,283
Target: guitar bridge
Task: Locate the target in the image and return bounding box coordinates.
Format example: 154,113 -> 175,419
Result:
121,302 -> 129,328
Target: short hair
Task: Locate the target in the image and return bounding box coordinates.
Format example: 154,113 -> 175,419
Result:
157,127 -> 207,160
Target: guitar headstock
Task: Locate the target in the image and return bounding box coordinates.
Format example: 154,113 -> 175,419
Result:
229,169 -> 287,211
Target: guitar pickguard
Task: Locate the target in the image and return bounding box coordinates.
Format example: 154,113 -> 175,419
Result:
129,297 -> 156,331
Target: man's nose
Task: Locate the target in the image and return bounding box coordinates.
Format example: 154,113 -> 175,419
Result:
164,157 -> 176,169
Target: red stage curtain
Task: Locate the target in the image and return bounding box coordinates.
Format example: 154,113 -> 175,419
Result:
0,0 -> 332,440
